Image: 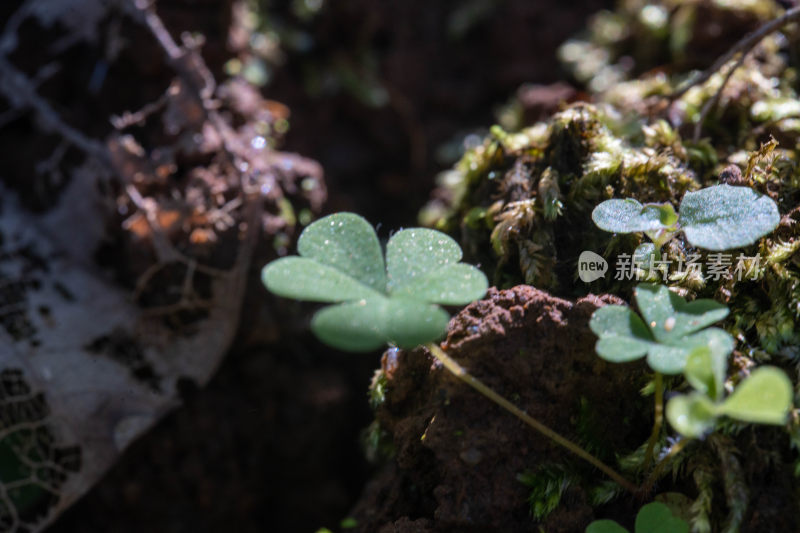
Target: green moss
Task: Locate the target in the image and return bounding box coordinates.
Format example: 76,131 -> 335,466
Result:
422,103 -> 700,294
517,464 -> 580,521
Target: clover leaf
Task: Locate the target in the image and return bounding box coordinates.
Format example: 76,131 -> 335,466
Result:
664,393 -> 717,438
679,185 -> 779,250
667,367 -> 793,438
592,199 -> 678,234
684,344 -> 726,401
586,502 -> 688,533
262,213 -> 488,352
667,331 -> 793,439
589,284 -> 732,374
592,184 -> 779,251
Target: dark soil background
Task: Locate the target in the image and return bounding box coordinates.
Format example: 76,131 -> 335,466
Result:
42,1 -> 614,532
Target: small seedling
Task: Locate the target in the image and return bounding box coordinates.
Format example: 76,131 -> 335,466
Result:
592,184 -> 779,250
589,284 -> 732,375
667,352 -> 792,438
591,283 -> 793,468
590,283 -> 733,466
263,212 -> 638,492
586,502 -> 689,533
262,212 -> 487,351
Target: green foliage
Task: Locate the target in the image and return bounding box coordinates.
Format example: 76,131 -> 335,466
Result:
586,502 -> 689,533
517,465 -> 578,521
592,199 -> 677,234
591,283 -> 793,439
262,212 -> 488,351
667,367 -> 793,438
678,185 -> 780,250
589,284 -> 732,374
592,184 -> 779,251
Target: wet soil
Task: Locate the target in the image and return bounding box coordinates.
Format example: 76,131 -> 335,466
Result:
349,286 -> 649,532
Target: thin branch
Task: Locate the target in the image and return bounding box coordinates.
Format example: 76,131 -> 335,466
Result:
0,0 -> 36,55
111,91 -> 169,129
692,50 -> 749,142
123,0 -> 244,167
671,6 -> 800,101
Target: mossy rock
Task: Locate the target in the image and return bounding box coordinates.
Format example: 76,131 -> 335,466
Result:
396,1 -> 800,531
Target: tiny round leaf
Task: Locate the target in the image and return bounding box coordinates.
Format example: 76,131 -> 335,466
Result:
678,185 -> 779,251
634,502 -> 689,533
592,199 -> 675,234
717,367 -> 793,425
666,393 -> 717,438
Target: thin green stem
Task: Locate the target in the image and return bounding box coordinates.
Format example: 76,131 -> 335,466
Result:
426,343 -> 638,493
643,372 -> 664,470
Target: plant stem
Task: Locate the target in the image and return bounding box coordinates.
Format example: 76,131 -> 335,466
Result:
425,343 -> 638,493
641,437 -> 689,495
643,372 -> 664,471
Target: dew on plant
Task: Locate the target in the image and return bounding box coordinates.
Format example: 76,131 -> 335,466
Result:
250,136 -> 267,149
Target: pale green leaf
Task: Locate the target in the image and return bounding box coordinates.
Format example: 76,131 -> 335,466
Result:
633,284 -> 728,344
717,367 -> 793,425
386,228 -> 486,305
633,242 -> 658,269
390,263 -> 488,305
650,327 -> 733,376
679,185 -> 779,251
590,305 -> 653,339
311,297 -> 450,352
646,344 -> 692,375
590,306 -> 653,363
311,299 -> 389,352
262,257 -> 382,303
666,393 -> 717,438
684,342 -> 728,401
590,293 -> 732,375
298,212 -> 387,292
592,199 -> 675,234
263,213 -> 487,352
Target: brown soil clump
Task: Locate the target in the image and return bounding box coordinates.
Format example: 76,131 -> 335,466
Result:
352,285 -> 649,532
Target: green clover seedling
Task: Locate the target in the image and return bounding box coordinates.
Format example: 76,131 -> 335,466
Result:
262,212 -> 488,351
589,284 -> 732,375
592,184 -> 779,250
590,283 -> 735,467
586,502 -> 689,533
667,358 -> 793,438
